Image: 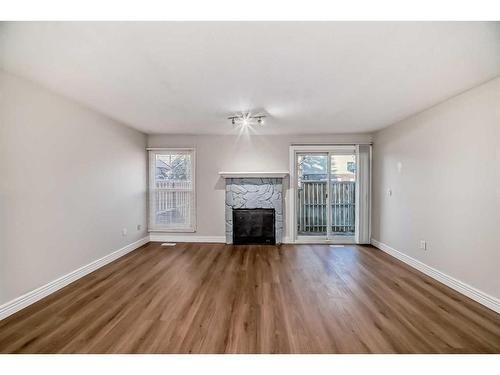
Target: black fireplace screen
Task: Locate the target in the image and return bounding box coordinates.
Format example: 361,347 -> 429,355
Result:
232,208 -> 276,245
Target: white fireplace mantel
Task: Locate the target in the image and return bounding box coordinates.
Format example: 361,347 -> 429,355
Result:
219,171 -> 289,179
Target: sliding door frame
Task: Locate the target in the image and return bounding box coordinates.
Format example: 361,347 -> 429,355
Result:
289,144 -> 369,244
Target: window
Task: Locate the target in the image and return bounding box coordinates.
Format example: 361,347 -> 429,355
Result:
148,149 -> 196,232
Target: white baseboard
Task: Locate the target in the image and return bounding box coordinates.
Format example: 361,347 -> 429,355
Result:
150,234 -> 293,244
149,235 -> 357,245
149,234 -> 226,243
371,238 -> 500,314
287,238 -> 357,245
0,236 -> 149,321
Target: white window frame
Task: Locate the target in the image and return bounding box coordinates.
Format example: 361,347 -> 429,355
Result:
147,148 -> 196,233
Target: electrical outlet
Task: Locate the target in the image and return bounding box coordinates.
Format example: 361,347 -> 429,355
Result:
122,228 -> 127,236
137,224 -> 142,231
420,240 -> 427,251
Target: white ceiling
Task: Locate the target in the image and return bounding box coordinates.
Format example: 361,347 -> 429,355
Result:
1,22 -> 499,135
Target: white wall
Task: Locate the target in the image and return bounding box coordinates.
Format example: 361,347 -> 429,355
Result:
372,76 -> 500,300
148,133 -> 373,240
0,71 -> 148,305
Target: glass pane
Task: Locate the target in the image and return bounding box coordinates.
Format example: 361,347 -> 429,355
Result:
330,154 -> 356,236
153,152 -> 193,229
296,154 -> 328,236
155,153 -> 192,183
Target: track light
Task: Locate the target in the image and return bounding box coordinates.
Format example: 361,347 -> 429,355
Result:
228,112 -> 266,127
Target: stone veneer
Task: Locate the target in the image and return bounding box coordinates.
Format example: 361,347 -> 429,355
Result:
225,178 -> 283,244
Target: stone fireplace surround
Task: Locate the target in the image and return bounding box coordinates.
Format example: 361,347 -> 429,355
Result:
220,172 -> 288,245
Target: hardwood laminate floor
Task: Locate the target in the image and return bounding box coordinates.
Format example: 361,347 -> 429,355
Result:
0,242 -> 499,353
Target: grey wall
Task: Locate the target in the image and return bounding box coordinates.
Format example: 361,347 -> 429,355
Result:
148,133 -> 373,240
0,71 -> 148,305
372,76 -> 500,300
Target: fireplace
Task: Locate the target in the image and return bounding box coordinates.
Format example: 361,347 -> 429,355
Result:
233,208 -> 276,245
220,172 -> 288,245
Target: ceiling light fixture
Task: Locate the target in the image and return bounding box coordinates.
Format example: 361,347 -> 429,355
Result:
228,112 -> 266,127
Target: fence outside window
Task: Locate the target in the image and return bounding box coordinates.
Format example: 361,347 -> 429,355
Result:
297,180 -> 355,235
153,180 -> 192,227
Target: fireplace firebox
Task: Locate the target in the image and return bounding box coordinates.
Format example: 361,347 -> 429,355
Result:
232,208 -> 276,245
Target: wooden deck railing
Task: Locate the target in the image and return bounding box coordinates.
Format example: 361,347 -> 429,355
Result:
297,180 -> 355,235
154,180 -> 192,226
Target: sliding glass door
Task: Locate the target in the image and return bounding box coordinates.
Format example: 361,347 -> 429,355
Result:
292,145 -> 369,243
